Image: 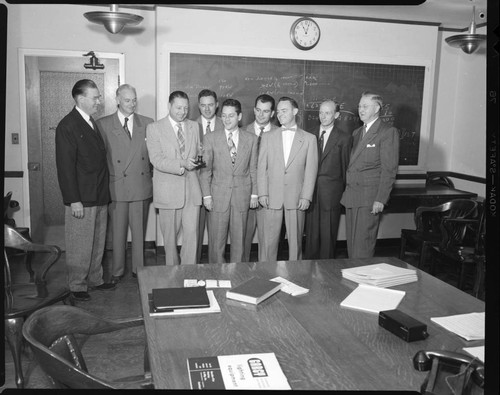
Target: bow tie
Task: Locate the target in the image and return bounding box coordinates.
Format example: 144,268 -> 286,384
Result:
282,126 -> 297,132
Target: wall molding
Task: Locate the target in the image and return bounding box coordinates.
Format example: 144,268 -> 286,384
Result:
4,171 -> 24,178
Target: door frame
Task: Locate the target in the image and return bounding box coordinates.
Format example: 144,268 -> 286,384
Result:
18,48 -> 125,232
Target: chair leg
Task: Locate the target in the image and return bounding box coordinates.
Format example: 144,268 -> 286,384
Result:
5,317 -> 25,388
420,243 -> 428,270
473,258 -> 485,299
399,235 -> 407,260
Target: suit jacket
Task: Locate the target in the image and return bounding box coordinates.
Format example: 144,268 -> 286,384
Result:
200,128 -> 258,212
258,127 -> 318,210
315,126 -> 353,210
196,116 -> 224,144
96,112 -> 154,202
55,107 -> 110,207
340,118 -> 399,208
146,117 -> 202,209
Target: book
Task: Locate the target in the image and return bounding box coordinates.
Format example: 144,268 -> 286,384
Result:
340,283 -> 406,314
152,286 -> 209,311
226,277 -> 282,305
187,352 -> 291,390
341,263 -> 418,288
148,290 -> 221,317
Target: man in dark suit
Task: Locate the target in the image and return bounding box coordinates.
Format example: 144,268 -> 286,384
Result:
55,79 -> 115,302
257,97 -> 318,262
96,84 -> 154,284
340,92 -> 399,258
200,99 -> 258,263
305,99 -> 353,259
195,89 -> 224,263
241,94 -> 279,262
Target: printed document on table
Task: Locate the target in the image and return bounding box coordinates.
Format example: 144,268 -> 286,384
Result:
431,312 -> 485,341
463,346 -> 484,362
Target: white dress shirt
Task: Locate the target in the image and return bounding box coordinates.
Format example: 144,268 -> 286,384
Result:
319,125 -> 334,151
202,117 -> 216,134
76,106 -> 94,130
282,125 -> 297,164
225,128 -> 239,149
253,122 -> 271,136
169,116 -> 184,139
117,111 -> 134,136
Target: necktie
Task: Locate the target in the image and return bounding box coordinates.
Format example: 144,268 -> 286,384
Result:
206,121 -> 211,135
124,117 -> 132,140
228,131 -> 237,164
258,127 -> 264,151
318,130 -> 326,158
89,117 -> 96,131
362,124 -> 367,137
177,123 -> 185,156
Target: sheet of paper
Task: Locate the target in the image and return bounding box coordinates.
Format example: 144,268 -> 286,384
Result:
270,276 -> 309,296
463,346 -> 484,362
340,284 -> 405,314
431,312 -> 485,341
184,279 -> 232,288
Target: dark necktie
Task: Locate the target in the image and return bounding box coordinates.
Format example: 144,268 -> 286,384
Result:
177,123 -> 185,156
124,117 -> 132,140
258,127 -> 265,152
228,131 -> 237,164
362,124 -> 367,138
206,121 -> 211,135
318,130 -> 326,158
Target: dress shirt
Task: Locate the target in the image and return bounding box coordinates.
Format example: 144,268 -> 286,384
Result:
282,125 -> 297,164
117,111 -> 134,136
168,116 -> 185,140
202,117 -> 216,134
253,122 -> 271,136
319,125 -> 334,151
225,128 -> 239,150
364,118 -> 378,134
76,106 -> 94,130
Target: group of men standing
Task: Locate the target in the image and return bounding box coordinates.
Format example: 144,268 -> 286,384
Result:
55,79 -> 399,301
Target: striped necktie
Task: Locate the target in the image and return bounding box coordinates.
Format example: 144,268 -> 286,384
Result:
177,123 -> 185,156
228,131 -> 237,164
206,121 -> 211,135
258,127 -> 265,151
318,130 -> 326,158
124,117 -> 132,140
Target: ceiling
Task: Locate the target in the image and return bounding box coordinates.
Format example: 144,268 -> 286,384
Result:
117,1 -> 489,31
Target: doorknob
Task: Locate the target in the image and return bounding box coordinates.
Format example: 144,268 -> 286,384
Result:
28,162 -> 40,171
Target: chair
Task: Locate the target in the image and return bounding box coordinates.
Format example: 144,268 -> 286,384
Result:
4,224 -> 72,388
430,202 -> 486,296
399,199 -> 478,269
22,305 -> 153,389
426,173 -> 455,189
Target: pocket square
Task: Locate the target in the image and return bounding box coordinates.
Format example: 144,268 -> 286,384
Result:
367,144 -> 376,147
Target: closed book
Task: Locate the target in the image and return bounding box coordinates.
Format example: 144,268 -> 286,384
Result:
226,277 -> 282,305
152,286 -> 209,311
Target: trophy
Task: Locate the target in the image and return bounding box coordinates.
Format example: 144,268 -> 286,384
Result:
194,142 -> 206,169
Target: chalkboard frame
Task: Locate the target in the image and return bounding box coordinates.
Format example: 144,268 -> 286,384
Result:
158,43 -> 433,174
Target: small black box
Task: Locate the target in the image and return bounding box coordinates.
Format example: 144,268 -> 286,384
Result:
379,309 -> 429,342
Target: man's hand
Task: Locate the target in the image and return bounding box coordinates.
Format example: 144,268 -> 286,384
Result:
71,202 -> 84,219
371,201 -> 384,215
184,157 -> 198,171
203,197 -> 213,211
250,196 -> 259,209
258,196 -> 269,209
298,198 -> 310,211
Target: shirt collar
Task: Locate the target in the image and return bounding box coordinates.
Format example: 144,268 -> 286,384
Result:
255,122 -> 271,133
75,106 -> 92,123
365,118 -> 378,131
203,116 -> 216,130
320,125 -> 334,134
169,116 -> 183,130
117,110 -> 134,125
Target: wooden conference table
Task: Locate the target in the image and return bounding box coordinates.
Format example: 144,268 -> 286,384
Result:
137,257 -> 485,391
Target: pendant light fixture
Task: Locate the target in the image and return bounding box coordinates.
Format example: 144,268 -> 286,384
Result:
445,5 -> 486,54
84,4 -> 143,34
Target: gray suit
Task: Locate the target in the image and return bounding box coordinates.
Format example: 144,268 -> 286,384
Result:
97,112 -> 153,276
200,128 -> 258,263
257,127 -> 318,262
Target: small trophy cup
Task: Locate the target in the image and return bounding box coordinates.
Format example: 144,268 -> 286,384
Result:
194,143 -> 206,169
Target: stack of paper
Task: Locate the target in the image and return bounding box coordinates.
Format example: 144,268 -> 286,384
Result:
270,276 -> 309,296
431,312 -> 485,341
341,263 -> 418,287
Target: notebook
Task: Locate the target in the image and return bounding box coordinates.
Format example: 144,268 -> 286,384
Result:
151,287 -> 210,312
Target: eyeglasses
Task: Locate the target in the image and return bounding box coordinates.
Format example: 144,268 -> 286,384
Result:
358,104 -> 375,110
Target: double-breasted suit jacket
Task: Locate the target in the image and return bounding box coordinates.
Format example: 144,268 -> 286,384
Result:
340,118 -> 399,209
200,128 -> 258,263
146,117 -> 202,209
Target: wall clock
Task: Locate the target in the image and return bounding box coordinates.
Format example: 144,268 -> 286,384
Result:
290,17 -> 321,50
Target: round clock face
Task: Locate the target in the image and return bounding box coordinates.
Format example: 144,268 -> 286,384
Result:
290,17 -> 320,50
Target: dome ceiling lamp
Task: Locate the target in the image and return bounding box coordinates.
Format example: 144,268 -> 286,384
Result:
445,5 -> 486,54
84,4 -> 143,34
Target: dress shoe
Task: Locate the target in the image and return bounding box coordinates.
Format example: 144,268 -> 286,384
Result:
71,291 -> 90,301
110,275 -> 123,285
91,282 -> 116,291
132,272 -> 137,278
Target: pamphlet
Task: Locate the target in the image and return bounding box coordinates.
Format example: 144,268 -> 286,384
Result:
187,352 -> 291,390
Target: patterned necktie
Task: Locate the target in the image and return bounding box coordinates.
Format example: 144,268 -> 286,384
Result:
258,127 -> 265,152
206,121 -> 211,135
177,123 -> 185,156
228,131 -> 237,164
124,117 -> 132,140
362,124 -> 367,138
318,130 -> 326,158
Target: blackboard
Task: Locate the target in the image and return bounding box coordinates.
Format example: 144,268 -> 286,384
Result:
170,53 -> 425,166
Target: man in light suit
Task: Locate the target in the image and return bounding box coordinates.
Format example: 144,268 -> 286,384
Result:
195,89 -> 224,263
96,84 -> 154,283
55,79 -> 115,302
257,97 -> 318,262
146,91 -> 202,265
304,99 -> 353,259
242,94 -> 279,262
200,99 -> 258,263
340,92 -> 399,258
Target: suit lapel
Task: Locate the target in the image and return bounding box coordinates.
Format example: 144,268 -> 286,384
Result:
216,130 -> 233,168
349,119 -> 381,164
125,115 -> 145,170
233,129 -> 249,170
286,129 -> 304,169
321,127 -> 340,164
74,108 -> 104,148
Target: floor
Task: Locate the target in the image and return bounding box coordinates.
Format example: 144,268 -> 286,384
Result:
1,241 -> 481,389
